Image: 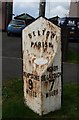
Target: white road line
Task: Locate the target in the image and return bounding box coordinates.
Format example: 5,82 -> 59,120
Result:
63,62 -> 79,65
2,56 -> 23,60
1,57 -> 79,65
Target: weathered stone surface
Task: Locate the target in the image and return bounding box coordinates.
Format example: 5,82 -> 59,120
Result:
22,17 -> 61,115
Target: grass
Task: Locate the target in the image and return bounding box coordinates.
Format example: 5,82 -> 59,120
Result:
2,78 -> 79,119
67,47 -> 79,64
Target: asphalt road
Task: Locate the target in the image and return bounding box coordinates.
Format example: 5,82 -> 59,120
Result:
2,32 -> 79,83
2,32 -> 22,81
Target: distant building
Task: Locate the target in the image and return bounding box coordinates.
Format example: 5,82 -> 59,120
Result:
14,13 -> 35,26
0,0 -> 13,31
69,0 -> 79,17
49,16 -> 59,26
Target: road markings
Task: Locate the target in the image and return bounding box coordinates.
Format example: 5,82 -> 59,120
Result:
2,56 -> 23,60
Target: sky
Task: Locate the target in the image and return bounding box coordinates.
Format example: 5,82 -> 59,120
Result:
13,0 -> 71,18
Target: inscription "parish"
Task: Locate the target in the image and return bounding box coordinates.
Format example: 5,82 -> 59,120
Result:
31,41 -> 53,49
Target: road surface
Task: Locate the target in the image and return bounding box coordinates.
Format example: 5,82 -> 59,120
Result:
2,32 -> 79,83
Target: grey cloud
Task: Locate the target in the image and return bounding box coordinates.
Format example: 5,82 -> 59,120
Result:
13,1 -> 70,18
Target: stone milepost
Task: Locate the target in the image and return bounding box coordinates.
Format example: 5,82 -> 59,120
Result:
22,17 -> 61,115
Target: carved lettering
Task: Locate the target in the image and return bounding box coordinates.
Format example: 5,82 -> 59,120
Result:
51,31 -> 55,38
47,65 -> 58,72
26,89 -> 37,97
28,29 -> 56,39
49,79 -> 55,91
31,41 -> 53,49
28,33 -> 32,39
25,72 -> 39,81
28,79 -> 33,90
46,89 -> 58,98
41,72 -> 61,81
38,30 -> 40,36
42,28 -> 46,35
33,31 -> 36,37
46,31 -> 50,39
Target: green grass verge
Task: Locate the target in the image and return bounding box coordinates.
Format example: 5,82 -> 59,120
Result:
2,79 -> 79,119
67,48 -> 79,64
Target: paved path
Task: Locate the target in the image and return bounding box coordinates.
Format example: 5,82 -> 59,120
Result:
2,57 -> 22,81
63,62 -> 79,83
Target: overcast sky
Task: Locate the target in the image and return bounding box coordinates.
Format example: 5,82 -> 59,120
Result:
13,0 -> 71,18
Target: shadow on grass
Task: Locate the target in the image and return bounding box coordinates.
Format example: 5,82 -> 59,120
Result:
67,47 -> 79,64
